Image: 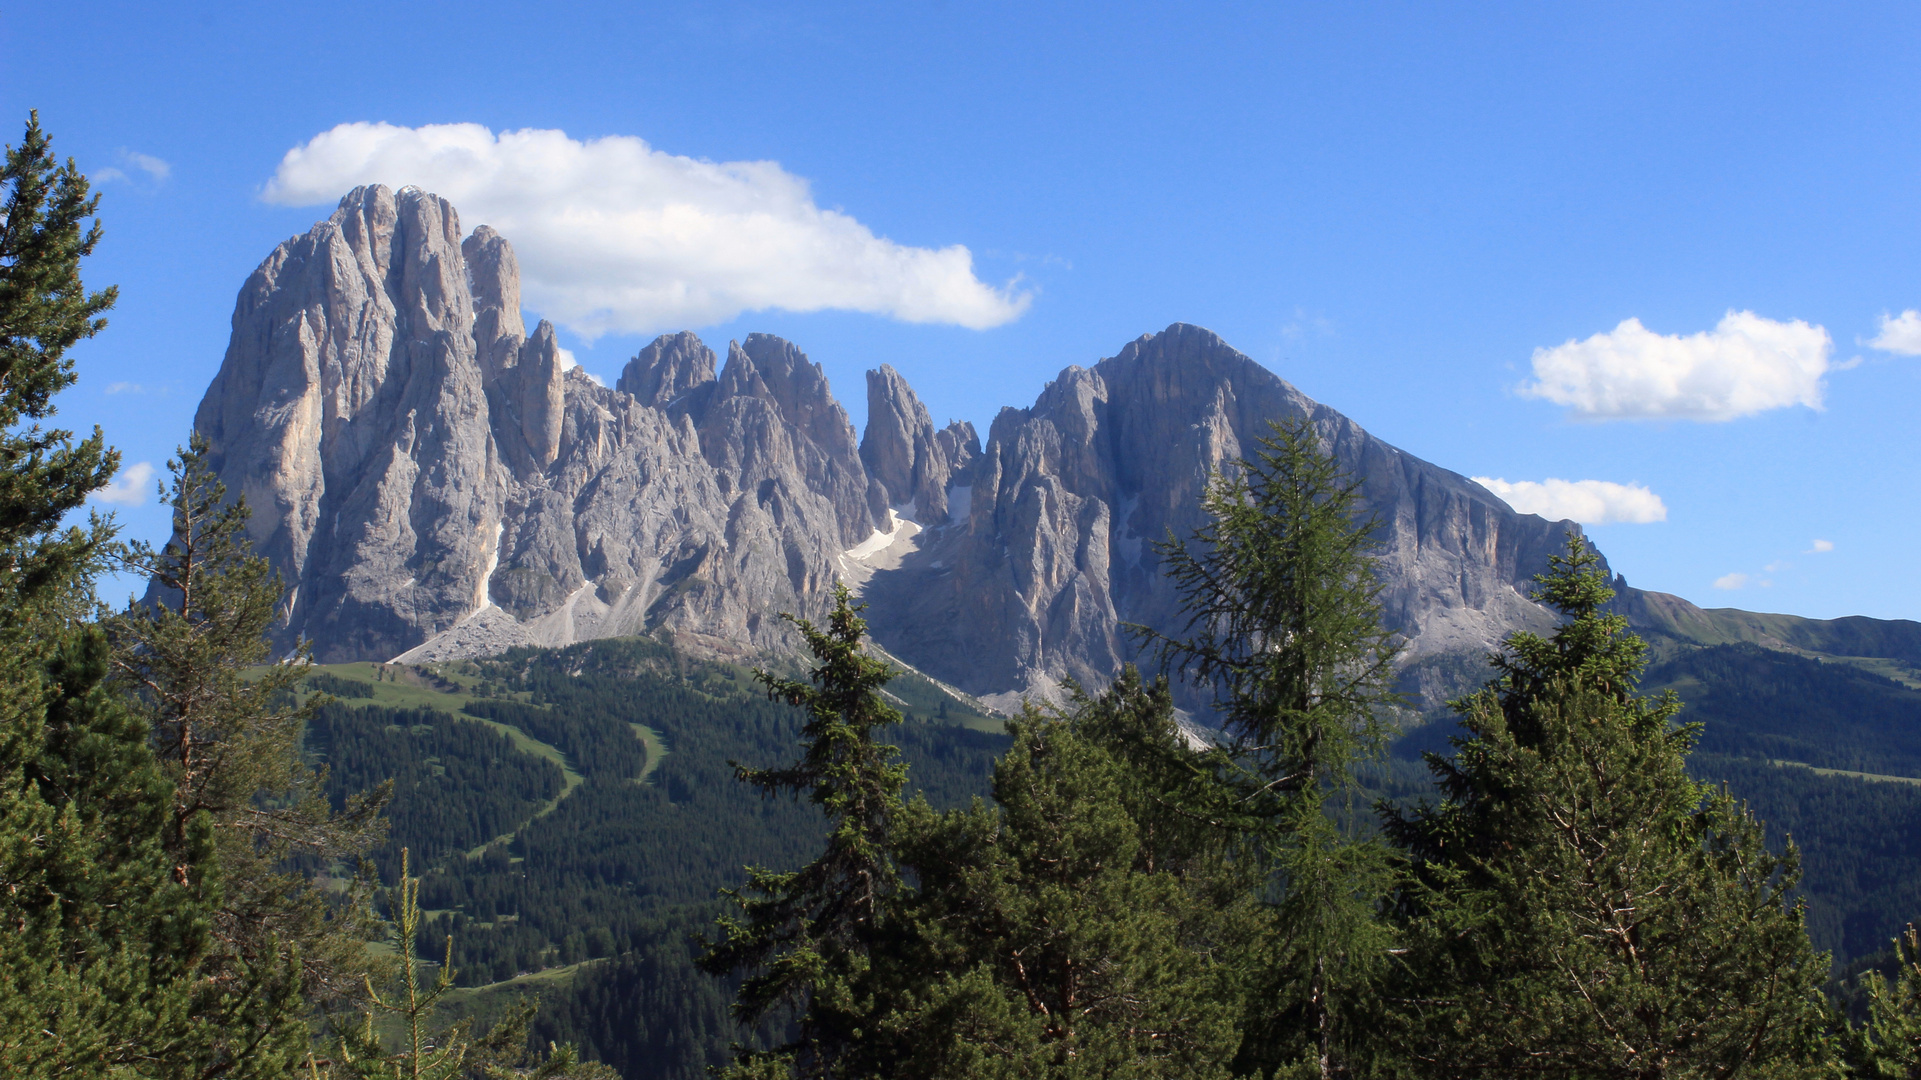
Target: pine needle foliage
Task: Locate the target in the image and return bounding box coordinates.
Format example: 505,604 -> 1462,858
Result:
1382,535 -> 1836,1079
700,584 -> 909,1079
0,110 -> 118,600
869,675 -> 1252,1080
0,110 -> 245,1078
1142,417 -> 1401,1079
107,436 -> 389,1029
1852,924 -> 1921,1077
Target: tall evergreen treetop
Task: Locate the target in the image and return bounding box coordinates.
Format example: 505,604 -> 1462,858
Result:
1145,417 -> 1401,801
1382,533 -> 1835,1078
1390,533 -> 1685,868
0,111 -> 285,1080
700,584 -> 909,1079
0,110 -> 118,600
109,436 -> 387,1029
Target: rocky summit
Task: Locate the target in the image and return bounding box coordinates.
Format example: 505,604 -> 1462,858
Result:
192,185 -> 1607,706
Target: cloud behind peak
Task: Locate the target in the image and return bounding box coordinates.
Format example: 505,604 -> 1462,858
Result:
264,122 -> 1031,338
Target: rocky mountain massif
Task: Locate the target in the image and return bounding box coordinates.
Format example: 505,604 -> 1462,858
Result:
194,185 -> 1919,710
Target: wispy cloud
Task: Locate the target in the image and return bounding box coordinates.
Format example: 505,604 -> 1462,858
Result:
1807,538 -> 1835,553
1280,307 -> 1336,340
104,381 -> 145,395
1472,477 -> 1667,525
263,121 -> 1031,337
1868,310 -> 1921,356
94,150 -> 171,186
1713,572 -> 1750,590
1520,310 -> 1831,421
90,462 -> 155,506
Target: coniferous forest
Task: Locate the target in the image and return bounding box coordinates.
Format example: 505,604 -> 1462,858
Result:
16,110 -> 1921,1079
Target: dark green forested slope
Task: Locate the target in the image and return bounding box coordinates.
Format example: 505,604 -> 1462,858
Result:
1394,638 -> 1921,967
305,625 -> 1921,1078
1645,642 -> 1921,963
303,635 -> 1007,1077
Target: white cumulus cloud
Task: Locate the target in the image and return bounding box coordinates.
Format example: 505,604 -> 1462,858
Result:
91,462 -> 155,506
262,122 -> 1031,337
1713,572 -> 1750,590
1807,538 -> 1834,553
1869,310 -> 1921,355
1519,310 -> 1831,421
1471,477 -> 1668,525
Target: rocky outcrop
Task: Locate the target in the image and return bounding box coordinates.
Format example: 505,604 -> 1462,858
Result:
616,331 -> 715,412
192,189 -> 1597,705
861,364 -> 968,520
693,335 -> 889,549
855,324 -> 1585,709
196,186 -> 864,663
193,185 -> 504,661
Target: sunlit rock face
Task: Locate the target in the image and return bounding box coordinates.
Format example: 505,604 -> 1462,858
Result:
853,323 -> 1579,711
194,189 -> 1588,700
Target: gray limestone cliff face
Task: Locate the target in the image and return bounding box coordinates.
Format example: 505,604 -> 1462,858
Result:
693,335 -> 889,547
194,187 -> 863,663
616,331 -> 716,411
194,191 -> 1593,703
862,363 -> 967,521
856,323 -> 1588,707
193,185 -> 503,661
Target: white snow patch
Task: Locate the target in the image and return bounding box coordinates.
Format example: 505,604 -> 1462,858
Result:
845,509 -> 908,560
477,521 -> 505,611
946,485 -> 972,523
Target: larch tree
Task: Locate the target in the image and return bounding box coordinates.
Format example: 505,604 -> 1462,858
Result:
1143,417 -> 1402,1080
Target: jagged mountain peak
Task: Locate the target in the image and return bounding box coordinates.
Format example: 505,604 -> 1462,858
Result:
617,331 -> 716,412
192,192 -> 1595,706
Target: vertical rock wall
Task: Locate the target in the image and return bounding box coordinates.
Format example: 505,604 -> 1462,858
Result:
194,189 -> 1591,703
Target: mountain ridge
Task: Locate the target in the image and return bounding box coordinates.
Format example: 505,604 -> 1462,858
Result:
188,184 -> 1915,706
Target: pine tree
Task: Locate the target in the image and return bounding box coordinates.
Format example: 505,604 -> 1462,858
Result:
699,584 -> 909,1079
107,435 -> 390,1050
1382,535 -> 1837,1078
1851,924 -> 1921,1077
1142,417 -> 1401,1079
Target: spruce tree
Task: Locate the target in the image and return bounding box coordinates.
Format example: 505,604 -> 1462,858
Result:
869,675 -> 1251,1079
0,110 -> 240,1078
699,584 -> 909,1079
1382,535 -> 1836,1078
1143,418 -> 1401,1079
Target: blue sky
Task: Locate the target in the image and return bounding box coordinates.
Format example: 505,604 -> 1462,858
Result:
4,2 -> 1917,620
